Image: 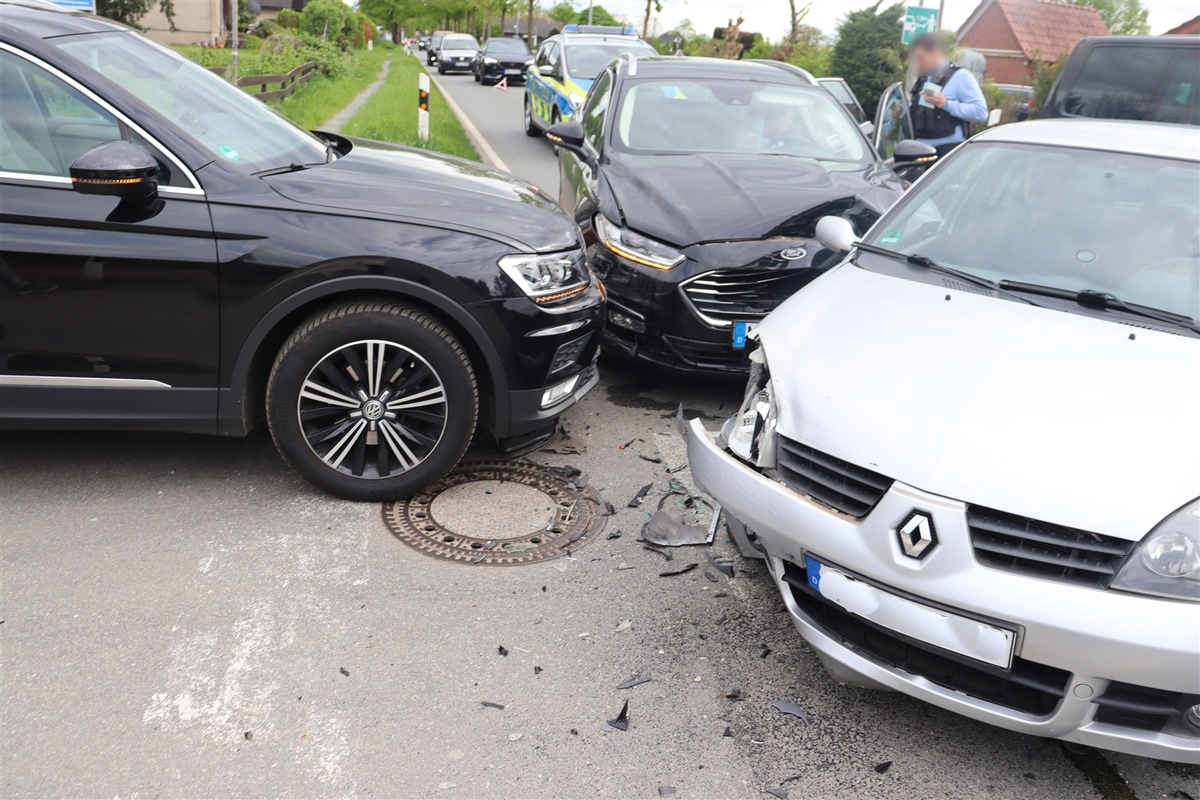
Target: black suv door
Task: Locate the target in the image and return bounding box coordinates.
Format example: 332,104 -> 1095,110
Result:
0,46 -> 218,429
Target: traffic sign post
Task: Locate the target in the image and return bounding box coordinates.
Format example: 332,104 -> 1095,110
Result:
902,5 -> 939,45
418,73 -> 430,142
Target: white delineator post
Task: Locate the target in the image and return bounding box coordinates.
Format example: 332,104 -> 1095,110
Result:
418,73 -> 430,142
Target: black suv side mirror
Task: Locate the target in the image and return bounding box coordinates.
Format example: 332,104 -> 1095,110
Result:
547,120 -> 595,167
69,141 -> 159,202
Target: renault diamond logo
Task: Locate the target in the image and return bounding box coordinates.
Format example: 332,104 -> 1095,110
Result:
779,247 -> 807,261
897,511 -> 937,560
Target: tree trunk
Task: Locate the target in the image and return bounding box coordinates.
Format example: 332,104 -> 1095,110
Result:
642,0 -> 651,38
527,0 -> 534,48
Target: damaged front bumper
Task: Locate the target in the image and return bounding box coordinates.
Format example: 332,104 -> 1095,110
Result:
681,416 -> 1200,763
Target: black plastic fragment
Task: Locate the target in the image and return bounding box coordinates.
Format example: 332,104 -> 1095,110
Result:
498,645 -> 509,657
704,571 -> 719,583
725,689 -> 745,701
659,563 -> 698,577
714,591 -> 728,598
639,454 -> 663,464
534,666 -> 543,674
715,613 -> 728,625
617,674 -> 652,690
772,699 -> 809,723
658,786 -> 675,797
608,699 -> 630,731
243,731 -> 253,741
481,701 -> 505,710
339,667 -> 350,677
570,728 -> 578,736
874,761 -> 892,774
628,483 -> 653,508
723,727 -> 734,737
767,789 -> 788,799
706,552 -> 735,578
603,502 -> 616,516
759,646 -> 771,658
607,529 -> 623,540
642,545 -> 673,561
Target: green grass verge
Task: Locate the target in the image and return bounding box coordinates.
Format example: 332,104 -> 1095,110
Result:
340,52 -> 479,161
274,45 -> 389,130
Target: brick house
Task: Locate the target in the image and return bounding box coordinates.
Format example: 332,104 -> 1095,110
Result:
956,0 -> 1109,85
1166,15 -> 1200,36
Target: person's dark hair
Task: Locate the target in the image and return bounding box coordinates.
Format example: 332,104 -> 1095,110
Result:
909,32 -> 943,53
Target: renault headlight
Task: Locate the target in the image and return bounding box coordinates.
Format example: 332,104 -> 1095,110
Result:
484,56 -> 498,64
498,250 -> 589,304
594,213 -> 685,270
725,347 -> 776,468
1111,500 -> 1200,601
568,91 -> 586,111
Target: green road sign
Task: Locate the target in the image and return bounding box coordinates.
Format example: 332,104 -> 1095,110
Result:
903,5 -> 939,44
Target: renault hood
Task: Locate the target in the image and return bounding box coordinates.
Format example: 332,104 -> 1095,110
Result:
757,264 -> 1200,540
266,139 -> 578,253
604,152 -> 901,247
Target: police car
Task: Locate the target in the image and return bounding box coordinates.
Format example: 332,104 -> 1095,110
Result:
523,24 -> 656,137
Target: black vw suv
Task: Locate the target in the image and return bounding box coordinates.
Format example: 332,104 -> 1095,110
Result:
550,56 -> 914,374
0,2 -> 603,500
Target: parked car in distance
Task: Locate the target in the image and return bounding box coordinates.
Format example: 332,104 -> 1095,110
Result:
417,35 -> 430,50
685,119 -> 1200,762
550,56 -> 922,375
1043,35 -> 1199,124
427,30 -> 452,65
473,36 -> 532,85
436,33 -> 479,75
0,3 -> 603,501
524,24 -> 656,137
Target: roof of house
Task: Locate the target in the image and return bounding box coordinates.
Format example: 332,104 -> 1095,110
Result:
1166,15 -> 1200,35
958,0 -> 1109,60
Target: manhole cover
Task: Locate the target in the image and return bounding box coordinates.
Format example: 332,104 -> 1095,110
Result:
382,461 -> 607,565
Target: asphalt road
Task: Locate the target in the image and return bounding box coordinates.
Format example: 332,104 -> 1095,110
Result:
2,50 -> 1198,800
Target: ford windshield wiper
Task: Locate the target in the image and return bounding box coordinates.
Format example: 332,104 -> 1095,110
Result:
854,244 -> 1053,309
998,280 -> 1200,334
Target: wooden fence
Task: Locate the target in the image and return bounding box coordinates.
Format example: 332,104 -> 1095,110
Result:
206,61 -> 317,101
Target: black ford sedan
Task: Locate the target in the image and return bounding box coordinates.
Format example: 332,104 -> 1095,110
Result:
551,57 -> 917,374
0,2 -> 603,500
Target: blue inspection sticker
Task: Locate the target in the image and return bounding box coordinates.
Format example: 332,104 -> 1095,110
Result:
804,555 -> 823,591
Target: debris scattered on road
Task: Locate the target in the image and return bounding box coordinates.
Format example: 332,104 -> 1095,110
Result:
658,786 -> 675,797
339,667 -> 350,677
481,701 -> 505,710
617,674 -> 651,689
619,438 -> 637,450
508,732 -> 523,741
874,762 -> 892,774
767,789 -> 788,799
759,646 -> 772,659
642,545 -> 673,561
570,729 -> 578,736
618,562 -> 633,570
243,731 -> 253,741
725,689 -> 745,701
704,571 -> 719,582
642,511 -> 710,547
602,501 -> 616,516
706,552 -> 735,578
607,528 -> 622,540
437,782 -> 457,790
714,591 -> 729,598
629,483 -> 653,508
639,454 -> 663,464
772,700 -> 809,723
534,666 -> 543,674
616,620 -> 632,633
608,700 -> 630,731
715,613 -> 728,625
498,645 -> 509,657
659,563 -> 699,577
723,727 -> 734,737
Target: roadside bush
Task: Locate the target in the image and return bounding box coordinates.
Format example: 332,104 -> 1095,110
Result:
275,7 -> 300,29
300,0 -> 351,46
242,34 -> 265,50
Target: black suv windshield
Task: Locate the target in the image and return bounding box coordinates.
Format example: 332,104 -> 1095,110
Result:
51,31 -> 326,174
865,141 -> 1200,320
486,39 -> 529,55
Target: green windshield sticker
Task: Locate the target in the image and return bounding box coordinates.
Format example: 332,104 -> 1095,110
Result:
880,229 -> 903,245
217,144 -> 241,161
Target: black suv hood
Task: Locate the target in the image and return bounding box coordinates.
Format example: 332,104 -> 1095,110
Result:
603,152 -> 902,247
267,138 -> 578,253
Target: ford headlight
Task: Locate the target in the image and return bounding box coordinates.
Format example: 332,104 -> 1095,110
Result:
594,213 -> 685,270
1111,500 -> 1200,601
568,91 -> 586,110
499,250 -> 589,304
725,347 -> 776,468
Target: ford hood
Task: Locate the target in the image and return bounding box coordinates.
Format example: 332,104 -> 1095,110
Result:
757,264 -> 1200,540
266,139 -> 578,253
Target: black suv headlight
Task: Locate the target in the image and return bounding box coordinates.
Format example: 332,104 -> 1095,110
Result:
499,249 -> 590,305
1111,500 -> 1200,601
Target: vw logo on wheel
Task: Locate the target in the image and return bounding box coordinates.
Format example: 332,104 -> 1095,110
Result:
779,247 -> 807,261
361,399 -> 385,421
896,511 -> 938,560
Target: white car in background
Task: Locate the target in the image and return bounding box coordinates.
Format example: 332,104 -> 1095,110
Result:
685,119 -> 1200,762
436,34 -> 479,74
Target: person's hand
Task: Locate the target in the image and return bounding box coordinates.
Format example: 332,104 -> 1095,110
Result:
927,90 -> 948,109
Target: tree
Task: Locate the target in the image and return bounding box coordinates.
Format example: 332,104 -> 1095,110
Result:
641,0 -> 662,38
301,0 -> 351,44
547,0 -> 575,21
829,1 -> 905,108
577,5 -> 619,26
358,0 -> 404,43
1069,0 -> 1148,35
786,0 -> 811,44
95,0 -> 175,30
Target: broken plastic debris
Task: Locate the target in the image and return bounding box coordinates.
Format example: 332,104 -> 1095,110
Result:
618,562 -> 633,570
628,483 -> 653,508
617,674 -> 651,689
639,454 -> 663,464
759,645 -> 771,658
724,689 -> 745,701
772,699 -> 809,724
508,732 -> 523,741
704,571 -> 719,582
498,645 -> 509,657
607,529 -> 622,540
608,699 -> 630,731
243,731 -> 253,741
437,782 -> 457,790
534,666 -> 543,675
658,787 -> 675,797
715,613 -> 728,625
706,552 -> 735,578
339,667 -> 350,677
874,761 -> 892,774
659,563 -> 698,577
480,701 -> 505,710
642,545 -> 673,561
578,632 -> 590,638
767,789 -> 788,799
602,501 -> 616,516
642,511 -> 710,547
615,620 -> 632,633
723,727 -> 734,737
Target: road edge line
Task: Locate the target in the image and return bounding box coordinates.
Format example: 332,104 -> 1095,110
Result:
419,51 -> 510,173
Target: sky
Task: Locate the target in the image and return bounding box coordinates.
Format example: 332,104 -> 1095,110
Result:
578,0 -> 1199,41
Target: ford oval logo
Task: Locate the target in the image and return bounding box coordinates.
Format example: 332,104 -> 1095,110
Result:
779,247 -> 807,261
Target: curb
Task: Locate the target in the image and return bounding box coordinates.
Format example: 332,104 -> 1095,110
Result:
416,47 -> 510,173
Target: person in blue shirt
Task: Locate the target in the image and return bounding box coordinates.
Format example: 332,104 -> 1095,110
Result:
908,33 -> 989,156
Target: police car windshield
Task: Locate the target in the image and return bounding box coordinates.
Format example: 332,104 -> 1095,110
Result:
865,141 -> 1200,320
565,42 -> 655,81
612,79 -> 867,164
